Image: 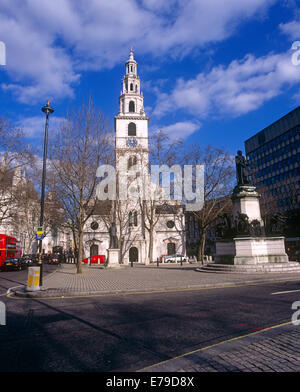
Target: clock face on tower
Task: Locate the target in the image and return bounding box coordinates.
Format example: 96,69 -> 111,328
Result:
127,137 -> 138,148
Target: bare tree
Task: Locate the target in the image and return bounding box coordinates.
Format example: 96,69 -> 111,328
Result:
0,117 -> 33,227
184,145 -> 235,261
140,130 -> 185,262
10,178 -> 39,254
49,98 -> 112,273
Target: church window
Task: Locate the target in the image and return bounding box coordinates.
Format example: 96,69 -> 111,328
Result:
129,211 -> 138,227
128,155 -> 137,170
135,85 -> 138,92
167,220 -> 175,229
130,83 -> 133,91
128,122 -> 136,136
129,211 -> 133,227
134,211 -> 138,226
131,65 -> 133,72
129,101 -> 135,112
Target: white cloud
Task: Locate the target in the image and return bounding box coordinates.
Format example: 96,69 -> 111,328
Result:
17,116 -> 64,140
0,0 -> 275,103
280,12 -> 300,39
156,121 -> 201,140
153,50 -> 300,118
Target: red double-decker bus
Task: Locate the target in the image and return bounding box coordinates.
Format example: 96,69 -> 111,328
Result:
0,234 -> 19,268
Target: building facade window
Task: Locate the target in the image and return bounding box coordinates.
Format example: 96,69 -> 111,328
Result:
128,122 -> 136,136
129,101 -> 135,112
129,211 -> 138,227
128,155 -> 137,170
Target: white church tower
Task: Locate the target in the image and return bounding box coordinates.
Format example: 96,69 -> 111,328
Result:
115,48 -> 149,174
114,48 -> 150,264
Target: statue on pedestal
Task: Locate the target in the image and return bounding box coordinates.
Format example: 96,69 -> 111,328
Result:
109,222 -> 119,249
235,150 -> 250,186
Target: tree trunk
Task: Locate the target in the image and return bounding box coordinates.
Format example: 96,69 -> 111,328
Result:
77,229 -> 83,274
148,225 -> 154,264
197,231 -> 206,264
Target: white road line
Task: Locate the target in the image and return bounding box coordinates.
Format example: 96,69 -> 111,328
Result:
271,289 -> 300,295
1,285 -> 24,296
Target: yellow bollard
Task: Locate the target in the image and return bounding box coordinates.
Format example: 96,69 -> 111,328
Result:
26,267 -> 41,291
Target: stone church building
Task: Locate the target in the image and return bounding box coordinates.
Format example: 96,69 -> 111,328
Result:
83,49 -> 186,264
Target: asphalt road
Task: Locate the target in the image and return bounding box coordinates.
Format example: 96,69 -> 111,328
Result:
0,271 -> 299,372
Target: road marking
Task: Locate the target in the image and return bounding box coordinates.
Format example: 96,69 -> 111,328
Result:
271,289 -> 300,295
139,320 -> 293,372
0,285 -> 23,297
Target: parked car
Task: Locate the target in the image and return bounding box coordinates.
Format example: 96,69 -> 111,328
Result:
21,255 -> 36,266
83,255 -> 106,264
163,254 -> 187,263
1,258 -> 26,271
159,254 -> 168,263
47,253 -> 61,265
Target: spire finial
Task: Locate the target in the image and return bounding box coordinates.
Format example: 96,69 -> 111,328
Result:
129,46 -> 134,60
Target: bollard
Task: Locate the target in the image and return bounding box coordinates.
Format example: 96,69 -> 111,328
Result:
26,267 -> 41,291
157,258 -> 159,267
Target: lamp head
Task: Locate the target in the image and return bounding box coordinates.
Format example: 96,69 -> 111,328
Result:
42,100 -> 54,115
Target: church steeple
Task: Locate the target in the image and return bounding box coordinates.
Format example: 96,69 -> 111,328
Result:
115,49 -> 150,174
119,48 -> 145,117
126,47 -> 137,75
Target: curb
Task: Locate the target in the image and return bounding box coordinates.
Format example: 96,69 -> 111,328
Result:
139,322 -> 297,372
10,275 -> 300,298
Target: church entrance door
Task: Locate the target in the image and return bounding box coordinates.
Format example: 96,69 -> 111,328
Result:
129,247 -> 139,263
90,244 -> 99,257
167,243 -> 176,255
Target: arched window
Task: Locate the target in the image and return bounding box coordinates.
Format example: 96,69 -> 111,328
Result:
134,211 -> 138,226
135,85 -> 138,92
130,83 -> 133,91
131,65 -> 133,72
128,122 -> 136,136
129,101 -> 135,112
129,211 -> 138,227
128,155 -> 137,170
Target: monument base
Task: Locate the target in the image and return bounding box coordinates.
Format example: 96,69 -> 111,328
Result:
215,236 -> 289,265
107,249 -> 121,268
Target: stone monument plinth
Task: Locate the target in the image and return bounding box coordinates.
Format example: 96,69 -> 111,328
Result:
107,248 -> 121,268
215,184 -> 289,265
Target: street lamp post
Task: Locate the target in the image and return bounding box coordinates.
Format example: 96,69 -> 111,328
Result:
37,100 -> 54,286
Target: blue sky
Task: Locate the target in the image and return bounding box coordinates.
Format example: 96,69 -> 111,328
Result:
0,0 -> 299,156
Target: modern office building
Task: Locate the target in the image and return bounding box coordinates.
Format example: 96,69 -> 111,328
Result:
245,106 -> 300,212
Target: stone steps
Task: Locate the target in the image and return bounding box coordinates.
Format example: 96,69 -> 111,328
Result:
197,262 -> 300,274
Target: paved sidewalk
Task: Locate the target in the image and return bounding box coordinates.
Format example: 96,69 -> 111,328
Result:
139,323 -> 300,372
11,263 -> 300,298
